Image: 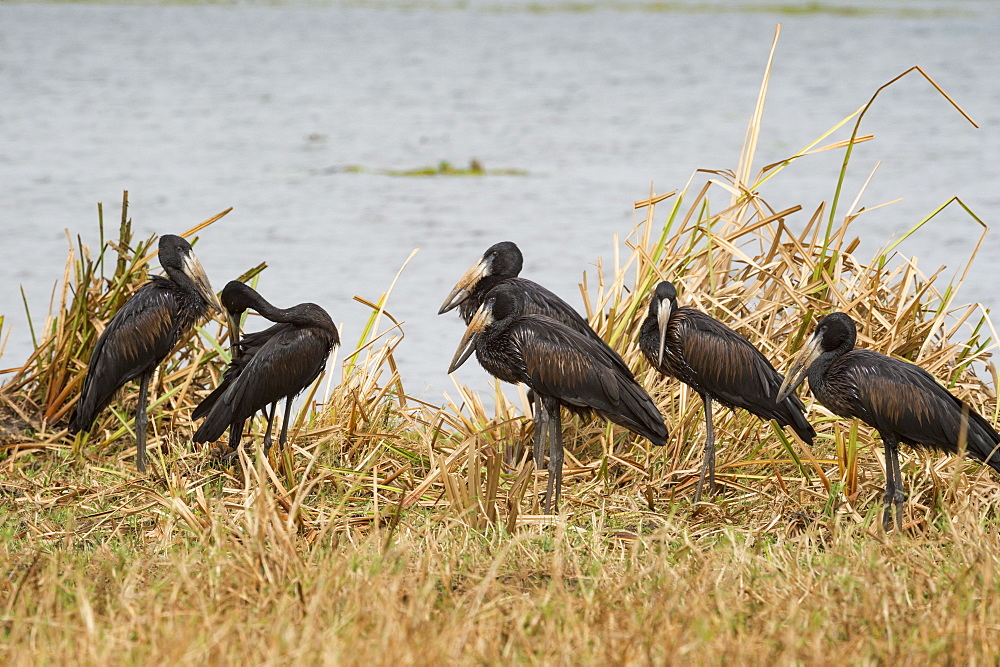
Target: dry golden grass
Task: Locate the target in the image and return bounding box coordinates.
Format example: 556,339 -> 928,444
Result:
2,41 -> 999,663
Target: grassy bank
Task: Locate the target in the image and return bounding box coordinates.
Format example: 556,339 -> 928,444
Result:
1,49 -> 998,662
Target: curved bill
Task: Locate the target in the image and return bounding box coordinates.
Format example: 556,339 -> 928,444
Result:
182,251 -> 224,314
226,311 -> 243,357
439,258 -> 489,314
776,333 -> 823,403
656,297 -> 672,367
447,303 -> 493,373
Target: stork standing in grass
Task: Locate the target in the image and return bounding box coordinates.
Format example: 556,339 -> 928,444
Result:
777,311 -> 1000,531
193,281 -> 339,457
449,283 -> 668,513
639,281 -> 816,501
69,234 -> 222,472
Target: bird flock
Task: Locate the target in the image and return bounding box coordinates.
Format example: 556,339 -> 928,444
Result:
67,235 -> 1000,530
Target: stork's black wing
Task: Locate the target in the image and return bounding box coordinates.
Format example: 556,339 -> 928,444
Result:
191,322 -> 288,421
830,350 -> 1000,470
669,309 -> 815,443
512,316 -> 667,445
70,280 -> 189,432
193,326 -> 333,443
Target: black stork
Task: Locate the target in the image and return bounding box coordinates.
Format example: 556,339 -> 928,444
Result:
439,241 -> 632,468
191,280 -> 285,454
192,281 -> 340,456
69,234 -> 222,472
777,311 -> 1000,531
448,282 -> 668,513
639,281 -> 816,501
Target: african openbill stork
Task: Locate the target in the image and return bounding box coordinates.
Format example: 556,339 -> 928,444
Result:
448,282 -> 668,513
440,241 -> 633,468
777,311 -> 1000,531
192,281 -> 340,456
69,234 -> 222,472
639,281 -> 816,501
191,280 -> 285,453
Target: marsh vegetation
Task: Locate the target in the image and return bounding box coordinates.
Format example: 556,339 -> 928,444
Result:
1,54 -> 997,663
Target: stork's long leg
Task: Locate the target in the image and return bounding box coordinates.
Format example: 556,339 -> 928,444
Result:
531,395 -> 550,511
891,442 -> 906,533
881,436 -> 896,531
277,398 -> 294,450
532,393 -> 547,469
694,393 -> 715,502
262,402 -> 278,455
135,371 -> 151,473
542,396 -> 563,514
883,435 -> 906,533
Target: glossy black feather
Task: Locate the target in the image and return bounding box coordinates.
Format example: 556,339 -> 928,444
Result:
69,238 -> 216,433
190,323 -> 284,421
472,289 -> 667,446
193,323 -> 335,443
639,282 -> 815,444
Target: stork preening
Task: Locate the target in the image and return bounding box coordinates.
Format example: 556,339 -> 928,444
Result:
192,281 -> 339,457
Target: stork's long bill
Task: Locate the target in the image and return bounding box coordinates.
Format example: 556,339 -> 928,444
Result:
447,302 -> 493,373
226,311 -> 243,354
182,251 -> 224,314
438,257 -> 489,314
776,333 -> 824,403
656,297 -> 672,367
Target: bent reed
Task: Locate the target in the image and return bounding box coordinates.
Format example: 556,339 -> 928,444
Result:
2,55 -> 999,662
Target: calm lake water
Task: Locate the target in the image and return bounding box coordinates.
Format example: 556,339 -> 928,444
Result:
1,1 -> 998,401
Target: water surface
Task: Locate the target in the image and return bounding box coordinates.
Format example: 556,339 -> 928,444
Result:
1,1 -> 998,400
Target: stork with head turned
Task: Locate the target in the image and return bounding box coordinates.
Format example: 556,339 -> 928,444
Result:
69,234 -> 222,472
193,281 -> 340,458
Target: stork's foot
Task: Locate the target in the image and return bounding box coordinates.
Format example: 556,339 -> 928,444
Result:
693,461 -> 716,503
882,486 -> 908,533
216,445 -> 242,466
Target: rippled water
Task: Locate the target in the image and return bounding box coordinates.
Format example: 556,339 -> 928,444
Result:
1,1 -> 998,400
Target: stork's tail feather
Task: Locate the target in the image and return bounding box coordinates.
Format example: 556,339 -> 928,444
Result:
619,383 -> 669,446
68,409 -> 90,434
787,403 -> 816,445
193,404 -> 233,444
67,392 -> 110,434
192,384 -> 227,421
768,391 -> 816,445
964,409 -> 1000,473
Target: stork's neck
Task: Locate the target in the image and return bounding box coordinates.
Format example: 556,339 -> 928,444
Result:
807,342 -> 851,389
